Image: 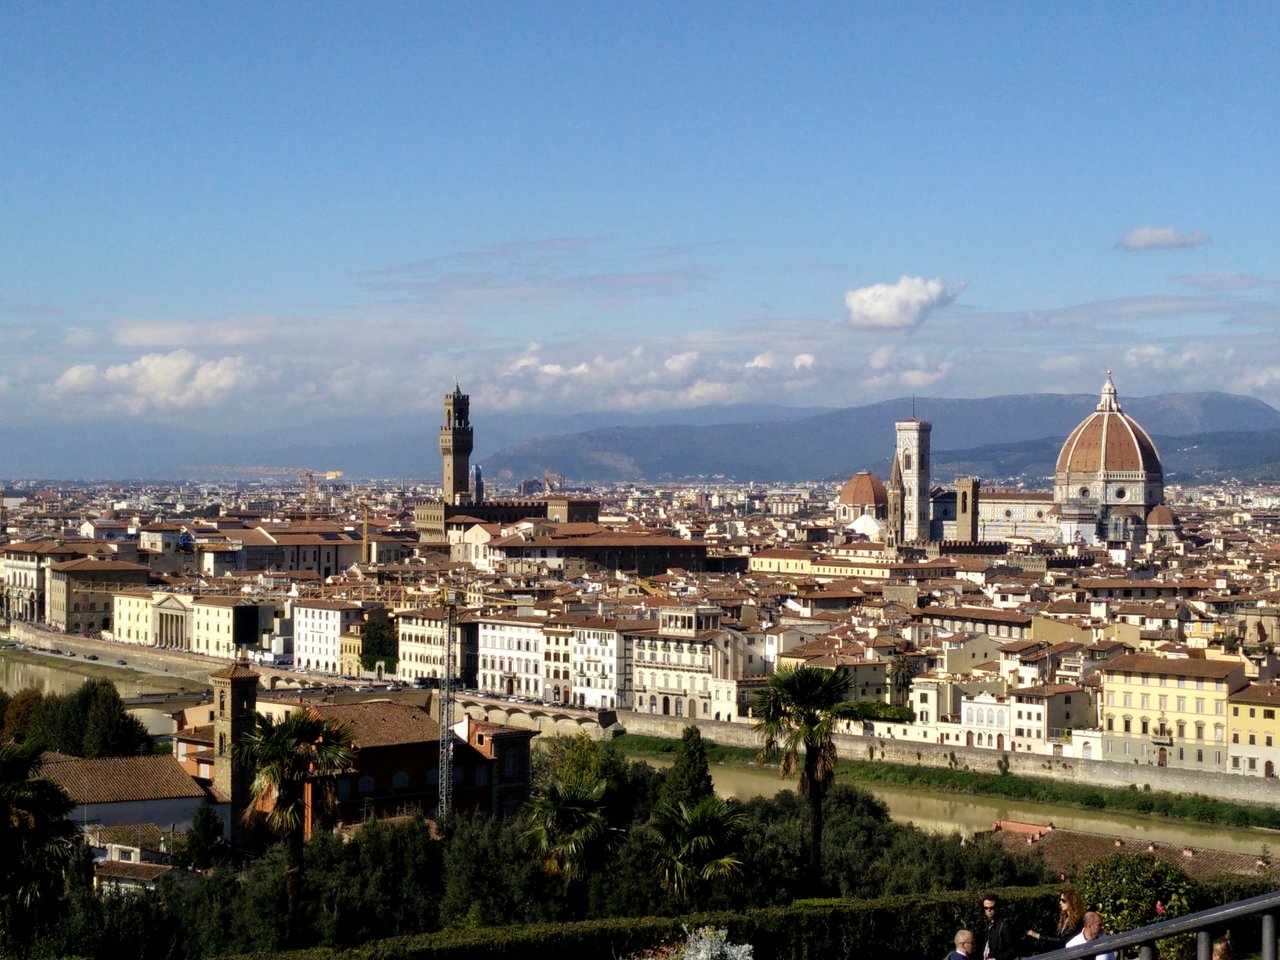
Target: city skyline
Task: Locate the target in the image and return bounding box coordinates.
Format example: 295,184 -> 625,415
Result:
3,4 -> 1278,432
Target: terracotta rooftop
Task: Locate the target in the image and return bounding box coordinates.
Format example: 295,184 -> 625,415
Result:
314,701 -> 441,749
42,755 -> 207,805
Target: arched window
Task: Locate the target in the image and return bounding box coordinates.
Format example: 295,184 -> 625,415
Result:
392,772 -> 409,791
358,775 -> 375,794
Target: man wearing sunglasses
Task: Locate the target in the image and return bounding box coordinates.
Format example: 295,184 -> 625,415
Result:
981,895 -> 1016,960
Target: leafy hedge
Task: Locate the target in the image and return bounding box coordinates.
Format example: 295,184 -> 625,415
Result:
221,887 -> 1061,960
219,875 -> 1280,960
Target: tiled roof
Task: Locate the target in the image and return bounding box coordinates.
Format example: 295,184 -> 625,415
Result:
42,755 -> 207,804
315,701 -> 441,749
96,861 -> 176,882
986,822 -> 1268,879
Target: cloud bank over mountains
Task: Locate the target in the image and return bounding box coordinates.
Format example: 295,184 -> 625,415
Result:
6,228 -> 1280,432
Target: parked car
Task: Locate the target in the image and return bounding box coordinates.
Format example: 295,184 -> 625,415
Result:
115,658 -> 127,665
85,654 -> 99,661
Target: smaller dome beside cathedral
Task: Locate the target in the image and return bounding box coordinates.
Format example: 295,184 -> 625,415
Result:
1147,504 -> 1177,527
838,471 -> 887,507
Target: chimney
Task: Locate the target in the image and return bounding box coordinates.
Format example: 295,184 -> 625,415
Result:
1182,848 -> 1194,858
1114,839 -> 1123,847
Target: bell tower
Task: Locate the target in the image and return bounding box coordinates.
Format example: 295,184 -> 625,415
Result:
211,660 -> 259,846
439,384 -> 474,505
895,417 -> 931,542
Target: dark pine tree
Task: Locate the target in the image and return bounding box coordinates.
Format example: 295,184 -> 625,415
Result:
658,725 -> 715,809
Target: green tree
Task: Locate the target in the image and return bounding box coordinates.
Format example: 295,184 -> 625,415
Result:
0,741 -> 80,955
233,707 -> 355,946
179,800 -> 229,871
359,616 -> 397,673
1078,852 -> 1199,960
82,681 -> 152,757
3,688 -> 43,744
753,664 -> 859,892
888,653 -> 918,700
649,795 -> 746,909
657,726 -> 714,810
522,776 -> 612,918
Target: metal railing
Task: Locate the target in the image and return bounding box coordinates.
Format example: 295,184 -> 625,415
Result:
1033,889 -> 1280,960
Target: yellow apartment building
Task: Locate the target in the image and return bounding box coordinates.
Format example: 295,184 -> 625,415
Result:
1099,653 -> 1247,771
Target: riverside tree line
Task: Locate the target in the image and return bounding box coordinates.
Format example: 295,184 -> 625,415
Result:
4,664 -> 1224,960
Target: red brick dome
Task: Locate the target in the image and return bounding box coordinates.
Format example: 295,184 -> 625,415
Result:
1055,372 -> 1162,478
838,471 -> 887,507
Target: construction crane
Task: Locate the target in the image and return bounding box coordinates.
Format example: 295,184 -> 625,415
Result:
432,585 -> 459,819
182,465 -> 344,519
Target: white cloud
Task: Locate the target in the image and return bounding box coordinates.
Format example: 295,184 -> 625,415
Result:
664,351 -> 699,376
745,352 -> 775,369
862,358 -> 953,391
899,362 -> 953,388
793,353 -> 814,370
51,350 -> 257,412
54,364 -> 100,393
868,345 -> 896,371
845,275 -> 955,329
1117,226 -> 1210,250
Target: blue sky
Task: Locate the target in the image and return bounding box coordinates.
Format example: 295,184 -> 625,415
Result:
2,3 -> 1278,429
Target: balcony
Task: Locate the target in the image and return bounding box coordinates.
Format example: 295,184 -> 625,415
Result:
1150,731 -> 1173,746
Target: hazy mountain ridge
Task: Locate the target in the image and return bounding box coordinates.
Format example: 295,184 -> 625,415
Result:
481,391 -> 1280,484
0,392 -> 1276,481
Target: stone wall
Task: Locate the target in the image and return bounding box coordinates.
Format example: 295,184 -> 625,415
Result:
595,708 -> 1280,808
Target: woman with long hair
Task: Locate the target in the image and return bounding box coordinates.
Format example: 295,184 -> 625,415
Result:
1027,889 -> 1085,951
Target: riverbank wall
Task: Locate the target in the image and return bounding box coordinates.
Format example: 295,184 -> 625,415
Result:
618,712 -> 1280,808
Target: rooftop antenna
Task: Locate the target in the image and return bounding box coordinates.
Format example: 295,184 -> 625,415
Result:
912,395 -> 916,418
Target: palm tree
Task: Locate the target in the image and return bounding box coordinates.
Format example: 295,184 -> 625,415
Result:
753,664 -> 858,890
521,776 -> 610,918
649,794 -> 746,909
888,653 -> 918,702
233,708 -> 354,945
0,741 -> 79,955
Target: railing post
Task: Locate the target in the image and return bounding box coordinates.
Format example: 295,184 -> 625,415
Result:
1263,911 -> 1276,960
1139,943 -> 1155,960
1198,929 -> 1212,960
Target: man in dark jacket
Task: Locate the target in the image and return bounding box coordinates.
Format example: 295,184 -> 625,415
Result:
982,894 -> 1017,960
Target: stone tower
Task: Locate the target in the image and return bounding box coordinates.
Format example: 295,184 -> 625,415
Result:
956,476 -> 981,543
211,661 -> 259,846
895,418 -> 931,542
885,455 -> 903,553
439,384 -> 474,505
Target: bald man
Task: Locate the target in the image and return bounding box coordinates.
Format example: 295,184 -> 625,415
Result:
1066,912 -> 1116,960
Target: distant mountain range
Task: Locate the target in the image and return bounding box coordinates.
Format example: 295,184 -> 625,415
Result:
479,391 -> 1280,485
2,393 -> 1278,483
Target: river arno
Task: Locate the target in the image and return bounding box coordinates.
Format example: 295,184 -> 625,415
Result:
0,647 -> 203,736
644,756 -> 1280,858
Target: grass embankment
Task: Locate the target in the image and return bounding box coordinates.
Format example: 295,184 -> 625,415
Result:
613,733 -> 1280,831
0,646 -> 207,696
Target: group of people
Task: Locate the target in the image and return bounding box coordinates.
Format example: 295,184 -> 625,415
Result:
948,892 -> 1114,960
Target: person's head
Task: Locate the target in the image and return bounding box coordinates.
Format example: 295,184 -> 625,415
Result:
1059,889 -> 1085,929
1082,912 -> 1104,941
956,930 -> 975,953
983,895 -> 999,919
1212,936 -> 1231,960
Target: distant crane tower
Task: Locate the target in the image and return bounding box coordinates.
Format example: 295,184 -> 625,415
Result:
436,589 -> 458,819
180,465 -> 343,519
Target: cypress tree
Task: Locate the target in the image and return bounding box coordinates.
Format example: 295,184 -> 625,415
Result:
658,725 -> 714,809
